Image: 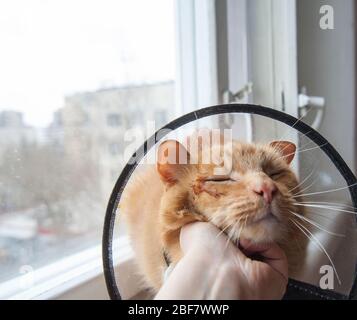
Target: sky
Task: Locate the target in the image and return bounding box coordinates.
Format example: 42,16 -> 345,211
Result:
0,0 -> 175,127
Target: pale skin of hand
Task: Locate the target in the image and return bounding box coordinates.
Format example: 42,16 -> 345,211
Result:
155,222 -> 288,300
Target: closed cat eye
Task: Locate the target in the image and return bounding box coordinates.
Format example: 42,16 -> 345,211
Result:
204,176 -> 234,182
269,170 -> 284,179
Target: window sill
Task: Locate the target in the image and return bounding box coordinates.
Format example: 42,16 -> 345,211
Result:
0,236 -> 135,300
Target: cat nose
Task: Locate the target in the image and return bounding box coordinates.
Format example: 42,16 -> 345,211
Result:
252,180 -> 277,204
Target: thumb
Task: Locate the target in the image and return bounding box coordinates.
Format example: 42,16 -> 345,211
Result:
239,239 -> 288,282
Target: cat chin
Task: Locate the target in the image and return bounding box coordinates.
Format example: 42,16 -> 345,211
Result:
239,223 -> 283,244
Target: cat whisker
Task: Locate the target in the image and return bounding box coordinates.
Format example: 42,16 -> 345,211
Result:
270,128 -> 312,158
298,138 -> 318,151
298,201 -> 357,210
273,106 -> 314,147
293,203 -> 357,215
288,210 -> 345,237
288,168 -> 316,193
226,225 -> 236,247
292,182 -> 357,198
303,210 -> 357,230
210,211 -> 232,228
244,215 -> 248,231
283,203 -> 347,222
293,176 -> 319,196
216,217 -> 240,239
290,218 -> 341,285
305,211 -> 340,223
278,135 -> 315,157
236,220 -> 245,242
279,142 -> 328,161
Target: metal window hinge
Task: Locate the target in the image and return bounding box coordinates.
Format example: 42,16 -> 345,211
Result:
298,86 -> 325,130
223,82 -> 253,104
220,83 -> 254,142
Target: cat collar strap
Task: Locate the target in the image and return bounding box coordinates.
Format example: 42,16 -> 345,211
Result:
102,104 -> 357,300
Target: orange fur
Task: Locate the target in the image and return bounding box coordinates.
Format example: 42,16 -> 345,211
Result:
120,137 -> 307,293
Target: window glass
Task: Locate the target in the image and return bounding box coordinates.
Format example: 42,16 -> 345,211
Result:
107,114 -> 122,127
0,0 -> 176,285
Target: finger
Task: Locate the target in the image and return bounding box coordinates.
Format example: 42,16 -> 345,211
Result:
179,221 -> 199,252
257,243 -> 288,282
179,222 -> 217,252
239,239 -> 288,281
239,238 -> 270,256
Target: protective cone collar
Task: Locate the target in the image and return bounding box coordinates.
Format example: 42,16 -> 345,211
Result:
102,104 -> 357,300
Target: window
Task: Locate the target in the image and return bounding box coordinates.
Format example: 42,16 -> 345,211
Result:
154,110 -> 167,125
0,0 -> 176,298
0,0 -> 308,300
107,113 -> 122,127
108,142 -> 122,156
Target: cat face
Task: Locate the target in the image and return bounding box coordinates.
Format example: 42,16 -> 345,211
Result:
157,138 -> 300,246
190,141 -> 299,244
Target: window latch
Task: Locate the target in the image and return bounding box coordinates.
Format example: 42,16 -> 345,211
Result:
223,82 -> 253,104
298,86 -> 325,130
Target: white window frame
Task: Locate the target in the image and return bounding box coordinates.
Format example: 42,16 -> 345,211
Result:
0,237 -> 141,300
0,0 -> 224,300
3,0 -> 290,300
175,0 -> 220,116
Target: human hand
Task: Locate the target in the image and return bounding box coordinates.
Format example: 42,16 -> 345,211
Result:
180,222 -> 288,300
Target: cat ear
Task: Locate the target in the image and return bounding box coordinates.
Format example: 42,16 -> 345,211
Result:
270,140 -> 296,164
157,140 -> 190,184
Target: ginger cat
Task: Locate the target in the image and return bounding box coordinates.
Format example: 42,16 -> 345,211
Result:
120,133 -> 307,293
